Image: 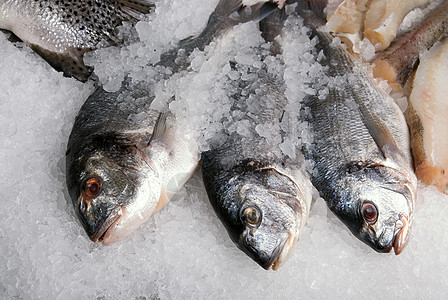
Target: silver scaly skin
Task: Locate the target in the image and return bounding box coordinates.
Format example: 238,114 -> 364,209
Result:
201,9 -> 313,270
66,0 -> 277,245
292,0 -> 417,254
0,0 -> 153,81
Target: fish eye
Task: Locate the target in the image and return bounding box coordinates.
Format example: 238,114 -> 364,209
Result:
241,206 -> 262,227
82,177 -> 102,199
361,201 -> 378,225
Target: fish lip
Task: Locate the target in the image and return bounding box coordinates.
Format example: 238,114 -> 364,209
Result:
90,207 -> 123,243
256,232 -> 291,270
270,230 -> 295,271
392,215 -> 409,255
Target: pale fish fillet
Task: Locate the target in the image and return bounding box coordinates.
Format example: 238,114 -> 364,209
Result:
364,0 -> 430,51
407,37 -> 448,194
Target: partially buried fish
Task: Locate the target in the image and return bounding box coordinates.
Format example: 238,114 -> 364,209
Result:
292,0 -> 417,254
0,0 -> 154,81
201,8 -> 313,270
66,0 -> 276,245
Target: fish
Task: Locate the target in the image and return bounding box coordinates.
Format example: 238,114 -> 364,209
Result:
0,0 -> 154,82
293,0 -> 417,254
407,37 -> 448,194
201,8 -> 314,270
66,0 -> 277,245
372,0 -> 448,91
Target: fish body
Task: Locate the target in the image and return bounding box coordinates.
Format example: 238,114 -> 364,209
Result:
66,0 -> 276,244
201,9 -> 313,270
407,37 -> 448,194
0,0 -> 153,81
294,0 -> 417,254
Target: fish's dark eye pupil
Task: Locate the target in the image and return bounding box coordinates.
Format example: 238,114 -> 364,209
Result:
248,211 -> 257,223
87,182 -> 99,194
365,207 -> 375,218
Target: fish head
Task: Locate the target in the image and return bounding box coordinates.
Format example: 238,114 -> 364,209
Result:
335,162 -> 416,255
66,134 -> 161,245
220,167 -> 307,270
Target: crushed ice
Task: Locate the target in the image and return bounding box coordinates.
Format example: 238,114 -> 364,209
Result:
1,0 -> 447,298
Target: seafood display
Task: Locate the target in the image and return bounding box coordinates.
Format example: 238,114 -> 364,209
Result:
1,0 -> 447,277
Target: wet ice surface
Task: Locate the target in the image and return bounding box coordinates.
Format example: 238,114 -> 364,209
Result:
1,0 -> 448,298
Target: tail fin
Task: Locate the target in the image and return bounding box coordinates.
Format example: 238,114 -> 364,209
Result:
259,8 -> 287,55
289,0 -> 328,22
158,0 -> 277,70
117,0 -> 155,20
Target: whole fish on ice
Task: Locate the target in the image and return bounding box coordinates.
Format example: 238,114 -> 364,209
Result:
201,9 -> 313,270
66,0 -> 276,245
0,0 -> 154,81
292,0 -> 417,254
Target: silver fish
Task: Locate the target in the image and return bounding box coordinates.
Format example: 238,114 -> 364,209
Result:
0,0 -> 154,81
293,0 -> 417,255
201,9 -> 313,270
66,0 -> 276,245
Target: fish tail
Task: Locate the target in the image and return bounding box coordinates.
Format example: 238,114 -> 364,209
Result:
259,7 -> 287,55
159,0 -> 277,70
117,0 -> 155,20
289,0 -> 328,24
212,0 -> 278,24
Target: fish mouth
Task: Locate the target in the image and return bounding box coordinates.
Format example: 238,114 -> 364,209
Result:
254,230 -> 295,270
90,207 -> 123,243
392,215 -> 409,255
270,230 -> 295,270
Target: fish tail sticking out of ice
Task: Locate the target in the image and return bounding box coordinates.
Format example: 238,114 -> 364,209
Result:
158,0 -> 278,71
0,0 -> 155,82
290,0 -> 417,254
201,7 -> 314,270
66,0 -> 277,245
